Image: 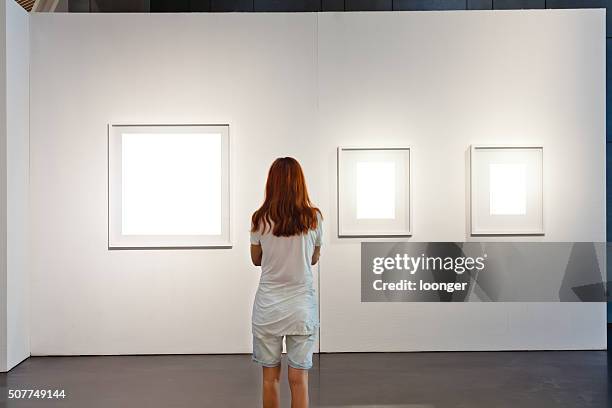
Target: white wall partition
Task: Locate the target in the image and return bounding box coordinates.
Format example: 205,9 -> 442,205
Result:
28,10 -> 605,355
0,0 -> 7,373
30,12 -> 319,355
317,11 -> 605,351
1,0 -> 30,371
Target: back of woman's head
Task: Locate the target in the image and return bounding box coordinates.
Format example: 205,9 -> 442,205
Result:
251,157 -> 321,237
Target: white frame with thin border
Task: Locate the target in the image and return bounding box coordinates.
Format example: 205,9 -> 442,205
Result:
470,144 -> 544,236
108,124 -> 232,249
337,146 -> 412,237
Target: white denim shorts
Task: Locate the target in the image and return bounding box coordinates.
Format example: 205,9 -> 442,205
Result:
252,333 -> 317,370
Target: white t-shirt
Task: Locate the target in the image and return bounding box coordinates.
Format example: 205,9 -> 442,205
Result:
250,214 -> 322,338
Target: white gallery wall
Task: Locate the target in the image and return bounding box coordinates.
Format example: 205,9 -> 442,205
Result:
0,0 -> 6,373
0,0 -> 30,371
29,9 -> 605,355
317,11 -> 606,351
30,12 -> 319,355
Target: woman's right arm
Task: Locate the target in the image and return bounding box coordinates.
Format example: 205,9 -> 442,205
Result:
312,213 -> 323,265
311,246 -> 321,265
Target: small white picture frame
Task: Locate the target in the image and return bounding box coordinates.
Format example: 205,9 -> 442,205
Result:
108,124 -> 231,248
470,144 -> 544,236
337,147 -> 412,237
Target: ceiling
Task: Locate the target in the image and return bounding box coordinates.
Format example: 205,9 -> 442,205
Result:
16,0 -> 35,11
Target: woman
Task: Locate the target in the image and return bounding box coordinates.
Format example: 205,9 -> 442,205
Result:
250,157 -> 322,408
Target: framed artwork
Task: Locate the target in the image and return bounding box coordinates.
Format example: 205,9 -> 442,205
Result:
470,145 -> 543,235
337,147 -> 412,237
108,124 -> 231,248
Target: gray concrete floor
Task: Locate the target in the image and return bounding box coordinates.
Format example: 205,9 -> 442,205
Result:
0,351 -> 609,407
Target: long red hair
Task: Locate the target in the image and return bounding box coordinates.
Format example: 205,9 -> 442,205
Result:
251,157 -> 321,237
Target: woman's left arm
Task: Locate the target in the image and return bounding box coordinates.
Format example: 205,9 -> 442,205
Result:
251,244 -> 263,266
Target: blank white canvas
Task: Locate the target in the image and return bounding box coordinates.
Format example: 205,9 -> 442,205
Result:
471,145 -> 543,235
489,163 -> 527,215
108,124 -> 230,248
355,161 -> 395,219
121,133 -> 222,235
338,147 -> 411,236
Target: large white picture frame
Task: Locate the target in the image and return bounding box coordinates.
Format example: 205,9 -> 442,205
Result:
337,147 -> 412,237
108,124 -> 231,248
470,145 -> 544,235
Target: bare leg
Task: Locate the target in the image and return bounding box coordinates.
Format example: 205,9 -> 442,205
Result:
288,366 -> 309,408
262,366 -> 281,408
